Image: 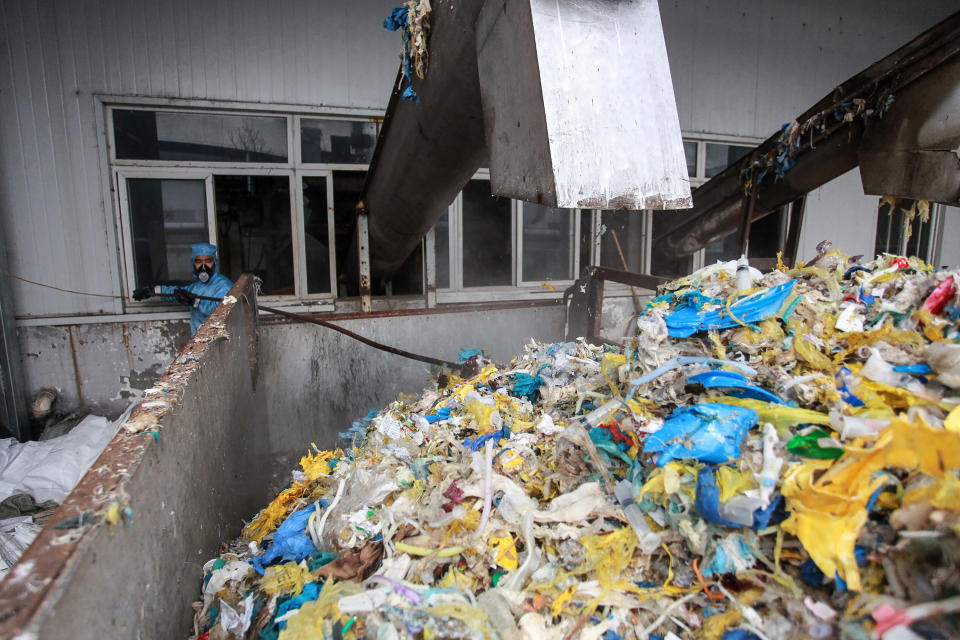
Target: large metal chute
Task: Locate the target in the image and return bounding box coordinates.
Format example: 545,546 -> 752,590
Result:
362,0 -> 690,277
476,0 -> 690,210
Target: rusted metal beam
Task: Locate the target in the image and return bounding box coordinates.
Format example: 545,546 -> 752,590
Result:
357,210 -> 372,313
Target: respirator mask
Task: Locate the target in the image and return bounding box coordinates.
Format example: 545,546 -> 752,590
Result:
195,264 -> 214,283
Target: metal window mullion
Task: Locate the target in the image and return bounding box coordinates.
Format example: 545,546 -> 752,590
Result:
290,171 -> 306,298
697,141 -> 706,181
592,210 -> 602,267
424,227 -> 437,307
326,173 -> 337,296
291,115 -> 300,169
115,174 -> 136,295
205,174 -> 217,244
570,209 -> 580,280
452,194 -> 463,290
514,201 -> 522,285
643,210 -> 653,274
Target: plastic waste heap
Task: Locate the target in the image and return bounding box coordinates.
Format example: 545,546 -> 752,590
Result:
188,250 -> 960,640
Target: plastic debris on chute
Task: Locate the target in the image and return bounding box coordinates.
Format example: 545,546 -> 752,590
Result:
665,279 -> 796,338
185,247 -> 960,640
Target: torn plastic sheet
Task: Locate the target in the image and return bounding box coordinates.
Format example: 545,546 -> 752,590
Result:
664,280 -> 796,338
643,403 -> 758,465
687,370 -> 785,404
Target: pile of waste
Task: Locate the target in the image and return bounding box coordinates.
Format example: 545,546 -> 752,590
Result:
189,250 -> 960,640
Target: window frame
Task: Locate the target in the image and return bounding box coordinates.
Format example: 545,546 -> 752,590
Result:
108,102 -> 377,306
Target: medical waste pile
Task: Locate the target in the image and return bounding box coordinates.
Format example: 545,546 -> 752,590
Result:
189,251 -> 960,640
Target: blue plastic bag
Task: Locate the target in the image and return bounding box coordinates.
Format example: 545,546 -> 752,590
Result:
694,467 -> 743,528
665,280 -> 796,338
250,505 -> 318,574
643,403 -> 757,466
687,371 -> 785,404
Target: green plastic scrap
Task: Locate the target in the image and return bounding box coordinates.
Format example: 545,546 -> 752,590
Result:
786,428 -> 844,459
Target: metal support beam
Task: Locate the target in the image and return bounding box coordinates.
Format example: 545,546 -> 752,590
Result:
424,228 -> 437,309
357,211 -> 372,313
0,238 -> 28,440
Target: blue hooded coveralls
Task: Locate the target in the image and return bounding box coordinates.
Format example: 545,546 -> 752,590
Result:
159,242 -> 234,335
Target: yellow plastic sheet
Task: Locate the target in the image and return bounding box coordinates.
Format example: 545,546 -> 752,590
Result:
601,353 -> 627,397
713,396 -> 831,430
581,526 -> 637,590
279,579 -> 364,640
299,448 -> 340,480
945,405 -> 960,433
262,562 -> 312,596
783,416 -> 960,589
551,584 -> 577,617
488,533 -> 519,570
715,466 -> 757,502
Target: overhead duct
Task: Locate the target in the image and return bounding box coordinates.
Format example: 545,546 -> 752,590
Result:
363,0 -> 690,277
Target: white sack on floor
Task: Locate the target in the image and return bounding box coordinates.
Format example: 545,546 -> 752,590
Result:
0,412 -> 124,503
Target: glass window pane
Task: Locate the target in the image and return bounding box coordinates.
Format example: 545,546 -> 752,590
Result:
127,178 -> 209,287
579,210 -> 593,274
215,175 -> 293,295
434,210 -> 451,289
302,177 -> 332,294
600,210 -> 645,272
113,110 -> 287,162
704,143 -> 752,178
704,232 -> 738,265
332,171 -> 366,297
462,180 -> 512,287
301,119 -> 376,164
650,212 -> 694,276
522,203 -> 575,282
683,140 -> 698,177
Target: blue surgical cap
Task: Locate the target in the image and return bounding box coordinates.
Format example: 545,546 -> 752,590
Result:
191,242 -> 218,260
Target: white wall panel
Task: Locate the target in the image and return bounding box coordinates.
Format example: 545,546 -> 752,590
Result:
799,168 -> 879,262
661,0 -> 959,139
0,0 -> 399,319
0,0 -> 957,320
940,207 -> 960,268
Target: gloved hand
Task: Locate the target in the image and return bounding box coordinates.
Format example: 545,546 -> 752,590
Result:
132,286 -> 154,301
173,288 -> 198,307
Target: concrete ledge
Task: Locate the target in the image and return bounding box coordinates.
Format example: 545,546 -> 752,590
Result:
0,275 -> 267,639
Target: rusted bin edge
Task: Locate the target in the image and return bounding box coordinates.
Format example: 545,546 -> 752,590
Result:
0,275 -> 267,640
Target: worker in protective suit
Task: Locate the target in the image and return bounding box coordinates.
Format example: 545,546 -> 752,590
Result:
132,242 -> 234,335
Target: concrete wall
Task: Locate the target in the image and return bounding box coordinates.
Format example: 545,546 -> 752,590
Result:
260,304 -> 566,456
0,276 -> 270,639
17,318 -> 191,419
14,303 -> 566,429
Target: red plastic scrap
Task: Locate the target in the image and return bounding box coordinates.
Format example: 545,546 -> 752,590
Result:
600,421 -> 635,448
890,257 -> 910,269
441,480 -> 464,512
923,275 -> 956,315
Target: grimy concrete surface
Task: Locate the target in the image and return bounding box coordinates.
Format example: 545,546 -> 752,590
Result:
260,303 -> 566,457
0,276 -> 270,639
